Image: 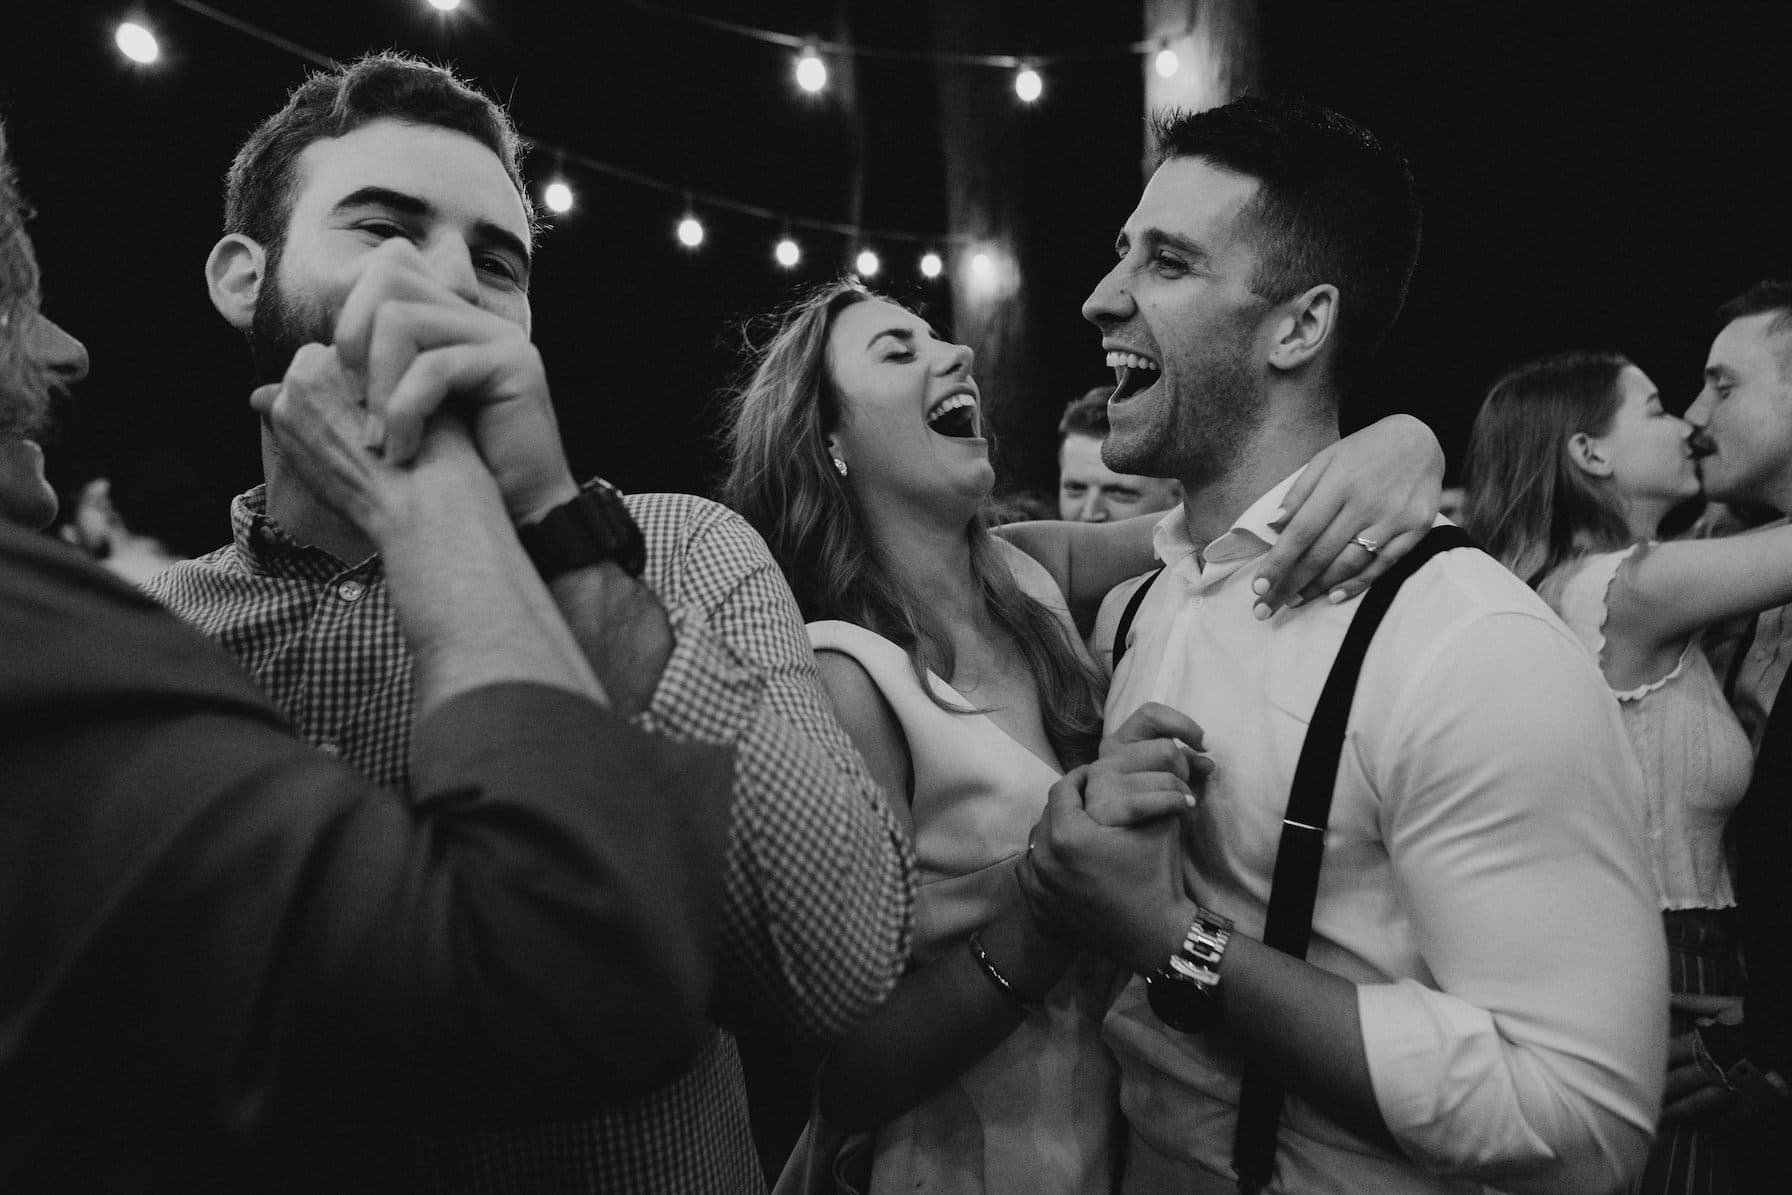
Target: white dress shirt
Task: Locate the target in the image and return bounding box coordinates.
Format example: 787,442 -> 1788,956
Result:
1092,470 -> 1666,1195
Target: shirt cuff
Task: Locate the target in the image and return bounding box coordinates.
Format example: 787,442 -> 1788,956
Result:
1358,979 -> 1551,1170
636,604 -> 765,746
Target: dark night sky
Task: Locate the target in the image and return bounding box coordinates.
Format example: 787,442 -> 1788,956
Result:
4,1 -> 1790,549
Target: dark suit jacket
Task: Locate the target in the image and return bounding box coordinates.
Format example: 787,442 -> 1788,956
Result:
0,524 -> 732,1190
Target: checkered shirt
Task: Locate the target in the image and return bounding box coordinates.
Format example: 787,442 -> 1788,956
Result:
148,484 -> 915,1194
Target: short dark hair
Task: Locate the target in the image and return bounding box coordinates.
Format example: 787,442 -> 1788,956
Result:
1715,280 -> 1792,336
223,51 -> 533,255
1058,386 -> 1113,444
1150,96 -> 1421,390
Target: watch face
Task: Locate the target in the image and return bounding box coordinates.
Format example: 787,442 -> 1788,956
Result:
1146,971 -> 1219,1034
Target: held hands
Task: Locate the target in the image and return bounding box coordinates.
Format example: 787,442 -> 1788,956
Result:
1019,703 -> 1208,972
1251,413 -> 1444,618
330,237 -> 578,522
252,343 -> 497,546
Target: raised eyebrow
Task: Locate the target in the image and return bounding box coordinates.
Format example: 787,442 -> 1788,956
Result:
330,186 -> 431,219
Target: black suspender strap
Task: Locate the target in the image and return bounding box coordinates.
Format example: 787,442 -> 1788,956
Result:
1110,565 -> 1166,670
1232,524 -> 1478,1193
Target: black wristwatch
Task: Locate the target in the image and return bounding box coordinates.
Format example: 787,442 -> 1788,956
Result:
1145,905 -> 1233,1033
516,479 -> 647,582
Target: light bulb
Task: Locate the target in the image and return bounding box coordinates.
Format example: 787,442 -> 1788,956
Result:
115,21 -> 159,65
1014,67 -> 1042,103
919,252 -> 943,279
795,48 -> 827,93
775,238 -> 800,268
855,249 -> 880,277
1155,47 -> 1180,78
427,0 -> 462,11
677,216 -> 704,247
542,181 -> 573,214
970,252 -> 993,277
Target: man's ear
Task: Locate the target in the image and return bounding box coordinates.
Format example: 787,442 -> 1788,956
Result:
205,234 -> 267,332
1266,283 -> 1339,374
1566,431 -> 1613,479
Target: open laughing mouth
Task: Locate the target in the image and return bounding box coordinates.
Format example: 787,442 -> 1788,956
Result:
925,390 -> 982,439
1105,348 -> 1161,402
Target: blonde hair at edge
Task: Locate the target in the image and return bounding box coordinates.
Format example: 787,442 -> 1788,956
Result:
720,279 -> 1104,768
1462,349 -> 1638,587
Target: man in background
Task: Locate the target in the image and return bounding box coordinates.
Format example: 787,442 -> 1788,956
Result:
1057,384 -> 1182,523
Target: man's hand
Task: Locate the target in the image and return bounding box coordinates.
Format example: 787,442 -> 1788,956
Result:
331,238 -> 578,523
252,343 -> 492,547
1662,993 -> 1744,1126
1251,414 -> 1444,617
1020,754 -> 1197,973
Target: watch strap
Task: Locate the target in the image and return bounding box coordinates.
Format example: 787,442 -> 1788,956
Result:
516,479 -> 647,582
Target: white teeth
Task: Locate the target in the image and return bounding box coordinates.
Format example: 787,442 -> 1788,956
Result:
1104,350 -> 1160,371
926,393 -> 977,422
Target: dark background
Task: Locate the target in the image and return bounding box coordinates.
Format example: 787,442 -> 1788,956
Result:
4,1 -> 1790,550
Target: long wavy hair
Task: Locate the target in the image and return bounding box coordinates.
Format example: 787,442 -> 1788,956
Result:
1462,350 -> 1636,586
720,279 -> 1103,768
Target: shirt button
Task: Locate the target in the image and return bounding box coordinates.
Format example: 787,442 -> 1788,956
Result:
1756,649 -> 1771,662
317,740 -> 342,757
337,580 -> 366,603
1190,597 -> 1204,609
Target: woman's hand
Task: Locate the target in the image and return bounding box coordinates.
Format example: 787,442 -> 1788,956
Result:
1082,701 -> 1212,827
1251,414 -> 1444,617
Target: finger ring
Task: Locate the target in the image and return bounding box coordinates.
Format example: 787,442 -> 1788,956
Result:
1351,534 -> 1382,555
1027,827 -> 1037,857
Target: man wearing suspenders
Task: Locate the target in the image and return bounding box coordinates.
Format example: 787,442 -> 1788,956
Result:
1020,97 -> 1665,1194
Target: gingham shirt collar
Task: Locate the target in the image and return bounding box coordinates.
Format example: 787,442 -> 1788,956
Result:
228,484 -> 383,585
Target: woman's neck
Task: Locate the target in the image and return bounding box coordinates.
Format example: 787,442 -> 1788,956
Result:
864,504 -> 982,618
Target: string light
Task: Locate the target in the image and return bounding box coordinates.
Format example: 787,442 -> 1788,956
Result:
542,180 -> 574,214
854,249 -> 880,278
115,21 -> 160,65
426,0 -> 462,12
1154,46 -> 1180,78
919,251 -> 943,279
795,46 -> 827,93
1013,66 -> 1042,104
775,237 -> 801,268
970,252 -> 993,277
677,214 -> 705,248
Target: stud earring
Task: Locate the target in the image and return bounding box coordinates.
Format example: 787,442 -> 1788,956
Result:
832,457 -> 849,477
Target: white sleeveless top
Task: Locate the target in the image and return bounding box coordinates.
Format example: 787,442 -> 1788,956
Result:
807,551 -> 1119,1195
1548,546 -> 1751,909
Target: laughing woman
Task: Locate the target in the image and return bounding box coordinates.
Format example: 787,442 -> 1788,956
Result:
721,279 -> 1442,1195
1463,350 -> 1792,1195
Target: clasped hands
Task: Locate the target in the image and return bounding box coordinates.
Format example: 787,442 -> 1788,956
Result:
1019,702 -> 1210,975
251,238 -> 578,536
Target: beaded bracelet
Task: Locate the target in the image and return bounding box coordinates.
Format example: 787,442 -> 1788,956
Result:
968,930 -> 1043,1012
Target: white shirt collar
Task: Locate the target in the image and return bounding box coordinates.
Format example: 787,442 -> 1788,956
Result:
1152,468 -> 1306,584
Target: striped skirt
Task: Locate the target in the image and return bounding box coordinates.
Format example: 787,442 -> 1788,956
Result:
1633,908 -> 1743,1195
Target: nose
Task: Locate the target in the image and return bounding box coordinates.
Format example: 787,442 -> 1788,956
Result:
1078,492 -> 1108,523
1683,389 -> 1712,429
1082,260 -> 1133,327
30,314 -> 90,387
935,339 -> 975,377
426,238 -> 482,306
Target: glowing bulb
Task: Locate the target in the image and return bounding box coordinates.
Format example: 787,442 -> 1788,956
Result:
795,48 -> 827,93
1014,67 -> 1042,103
919,252 -> 943,279
542,181 -> 574,214
1154,47 -> 1180,78
427,0 -> 461,11
677,216 -> 704,247
775,238 -> 800,268
970,252 -> 993,277
855,249 -> 880,277
115,21 -> 159,64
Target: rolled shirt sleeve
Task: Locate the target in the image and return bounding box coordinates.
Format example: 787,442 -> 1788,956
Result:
1360,610 -> 1666,1193
631,497 -> 915,1043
